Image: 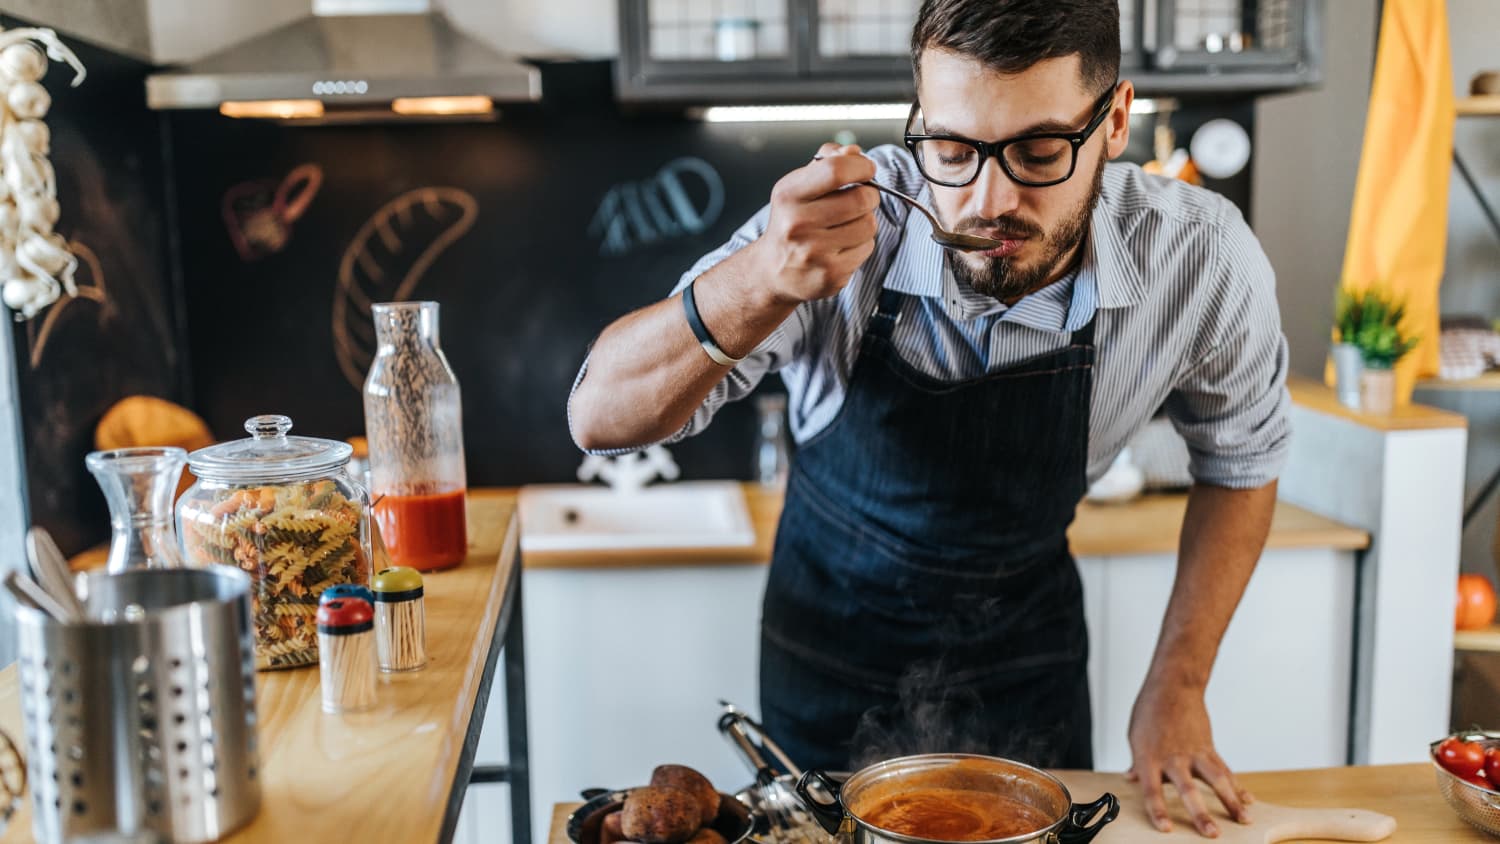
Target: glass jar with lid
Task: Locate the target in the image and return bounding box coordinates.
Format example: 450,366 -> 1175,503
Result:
177,414 -> 372,670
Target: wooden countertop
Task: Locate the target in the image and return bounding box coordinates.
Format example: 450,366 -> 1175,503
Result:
0,489 -> 520,844
1289,374 -> 1468,432
523,484 -> 1368,568
547,763 -> 1482,844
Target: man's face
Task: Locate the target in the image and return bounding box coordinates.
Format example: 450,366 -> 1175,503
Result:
914,49 -> 1130,304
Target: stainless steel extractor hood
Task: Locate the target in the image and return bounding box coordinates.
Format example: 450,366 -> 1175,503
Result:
145,0 -> 541,120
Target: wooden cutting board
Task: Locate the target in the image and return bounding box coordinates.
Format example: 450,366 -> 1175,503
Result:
1052,771 -> 1397,843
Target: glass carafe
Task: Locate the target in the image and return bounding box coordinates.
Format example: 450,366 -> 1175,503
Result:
754,393 -> 790,490
364,301 -> 468,572
85,446 -> 189,573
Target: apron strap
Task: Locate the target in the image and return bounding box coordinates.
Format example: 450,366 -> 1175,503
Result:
867,288 -> 905,341
1070,315 -> 1097,348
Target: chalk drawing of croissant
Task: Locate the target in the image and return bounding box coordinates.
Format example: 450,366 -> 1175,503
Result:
331,187 -> 478,391
27,238 -> 110,370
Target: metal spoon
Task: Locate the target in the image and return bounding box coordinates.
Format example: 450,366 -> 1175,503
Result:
814,156 -> 1004,253
26,526 -> 87,620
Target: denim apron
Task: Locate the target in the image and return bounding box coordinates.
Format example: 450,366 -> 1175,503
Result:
759,285 -> 1096,772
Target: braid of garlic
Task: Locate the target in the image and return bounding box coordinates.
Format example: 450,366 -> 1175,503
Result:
0,28 -> 84,320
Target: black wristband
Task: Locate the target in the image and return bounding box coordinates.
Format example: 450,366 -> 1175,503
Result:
682,280 -> 744,366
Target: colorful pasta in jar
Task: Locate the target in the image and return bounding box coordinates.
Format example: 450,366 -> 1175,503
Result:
177,415 -> 371,670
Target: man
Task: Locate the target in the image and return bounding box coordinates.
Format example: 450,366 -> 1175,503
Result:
569,0 -> 1288,837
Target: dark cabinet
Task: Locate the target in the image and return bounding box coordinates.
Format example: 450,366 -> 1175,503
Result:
616,0 -> 1322,104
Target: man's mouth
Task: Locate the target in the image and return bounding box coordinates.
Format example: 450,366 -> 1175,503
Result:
974,236 -> 1027,258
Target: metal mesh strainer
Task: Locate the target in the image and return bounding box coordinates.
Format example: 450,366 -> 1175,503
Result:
1432,736 -> 1500,837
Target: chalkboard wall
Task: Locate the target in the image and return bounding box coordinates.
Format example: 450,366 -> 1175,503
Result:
8,21 -> 178,556
166,61 -> 1254,488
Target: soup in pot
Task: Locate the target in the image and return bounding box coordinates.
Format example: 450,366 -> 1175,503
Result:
856,787 -> 1051,841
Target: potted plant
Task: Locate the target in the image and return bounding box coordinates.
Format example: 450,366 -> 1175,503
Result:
1336,287 -> 1420,414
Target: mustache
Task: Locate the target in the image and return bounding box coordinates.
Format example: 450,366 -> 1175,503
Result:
956,215 -> 1043,241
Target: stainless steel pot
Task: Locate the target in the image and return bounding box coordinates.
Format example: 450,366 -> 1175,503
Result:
796,754 -> 1117,844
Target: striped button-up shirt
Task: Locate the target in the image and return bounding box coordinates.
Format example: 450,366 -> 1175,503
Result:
577,145 -> 1290,488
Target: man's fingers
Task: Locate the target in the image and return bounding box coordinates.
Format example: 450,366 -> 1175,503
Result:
786,153 -> 877,198
796,185 -> 878,228
1135,766 -> 1173,833
1166,765 -> 1220,839
1196,757 -> 1249,824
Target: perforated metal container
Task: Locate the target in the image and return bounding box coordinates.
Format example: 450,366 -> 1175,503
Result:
15,567 -> 261,843
1432,735 -> 1500,838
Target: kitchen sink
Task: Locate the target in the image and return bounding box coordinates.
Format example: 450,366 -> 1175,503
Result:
517,481 -> 755,552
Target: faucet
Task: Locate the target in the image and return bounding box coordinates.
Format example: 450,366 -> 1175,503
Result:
577,445 -> 680,493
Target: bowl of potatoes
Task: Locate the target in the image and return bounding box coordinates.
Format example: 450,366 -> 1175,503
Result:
568,765 -> 755,844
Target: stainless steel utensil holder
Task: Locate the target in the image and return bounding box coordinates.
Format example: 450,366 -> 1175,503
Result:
15,567 -> 262,843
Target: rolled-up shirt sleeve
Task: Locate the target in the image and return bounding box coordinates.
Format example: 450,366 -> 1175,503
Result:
567,204 -> 806,456
1163,204 -> 1291,489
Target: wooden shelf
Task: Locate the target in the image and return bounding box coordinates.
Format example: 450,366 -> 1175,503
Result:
1456,624 -> 1500,652
1417,371 -> 1500,391
1459,95 -> 1500,117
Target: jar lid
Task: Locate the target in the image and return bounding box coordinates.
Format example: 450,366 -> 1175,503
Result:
320,584 -> 374,606
372,566 -> 424,601
187,415 -> 353,483
317,598 -> 374,634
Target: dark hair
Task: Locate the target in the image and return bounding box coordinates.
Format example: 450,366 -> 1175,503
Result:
911,0 -> 1120,95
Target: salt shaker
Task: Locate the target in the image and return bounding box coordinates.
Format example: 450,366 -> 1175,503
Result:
317,598 -> 378,713
372,566 -> 427,672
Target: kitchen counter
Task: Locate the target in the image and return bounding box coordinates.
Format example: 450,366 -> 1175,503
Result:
0,489 -> 522,844
522,484 -> 1369,569
546,764 -> 1483,843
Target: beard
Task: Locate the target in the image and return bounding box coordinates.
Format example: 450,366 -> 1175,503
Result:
942,155 -> 1106,304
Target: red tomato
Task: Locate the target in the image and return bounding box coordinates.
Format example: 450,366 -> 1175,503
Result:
1465,771 -> 1494,791
1484,747 -> 1500,784
1439,736 -> 1487,778
1457,574 -> 1498,630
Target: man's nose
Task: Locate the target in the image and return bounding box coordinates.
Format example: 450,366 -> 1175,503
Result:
971,157 -> 1023,221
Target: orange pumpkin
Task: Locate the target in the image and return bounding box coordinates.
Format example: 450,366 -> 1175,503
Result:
1457,574 -> 1498,630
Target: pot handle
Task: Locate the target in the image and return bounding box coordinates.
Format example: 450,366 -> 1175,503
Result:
1055,793 -> 1119,844
579,788 -> 610,800
794,769 -> 847,835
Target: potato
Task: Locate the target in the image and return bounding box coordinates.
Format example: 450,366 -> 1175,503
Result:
686,829 -> 727,844
621,786 -> 702,844
650,764 -> 720,827
600,811 -> 627,844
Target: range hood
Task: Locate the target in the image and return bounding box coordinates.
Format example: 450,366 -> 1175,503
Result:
145,0 -> 541,120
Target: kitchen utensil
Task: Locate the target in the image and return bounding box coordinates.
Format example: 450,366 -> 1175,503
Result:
813,157 -> 1003,253
718,700 -> 824,844
0,727 -> 25,835
27,525 -> 87,620
566,787 -> 755,844
14,566 -> 261,843
1432,733 -> 1500,837
4,569 -> 75,623
798,753 -> 1118,844
1054,769 -> 1395,842
178,414 -> 371,670
86,447 -> 189,573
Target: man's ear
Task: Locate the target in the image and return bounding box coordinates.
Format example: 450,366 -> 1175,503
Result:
1104,81 -> 1135,160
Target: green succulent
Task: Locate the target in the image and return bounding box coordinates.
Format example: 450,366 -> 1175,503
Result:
1334,287 -> 1420,370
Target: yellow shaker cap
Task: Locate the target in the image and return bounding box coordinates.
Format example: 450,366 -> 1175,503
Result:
372,566 -> 424,601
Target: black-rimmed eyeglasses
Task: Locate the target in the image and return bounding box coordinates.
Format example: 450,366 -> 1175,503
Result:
903,88 -> 1117,188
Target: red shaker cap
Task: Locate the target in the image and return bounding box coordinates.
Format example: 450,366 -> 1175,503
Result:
317,597 -> 373,630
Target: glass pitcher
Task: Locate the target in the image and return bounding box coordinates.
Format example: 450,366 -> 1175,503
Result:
363,301 -> 468,572
85,446 -> 189,573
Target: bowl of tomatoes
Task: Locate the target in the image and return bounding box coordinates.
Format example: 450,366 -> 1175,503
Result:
1433,731 -> 1500,836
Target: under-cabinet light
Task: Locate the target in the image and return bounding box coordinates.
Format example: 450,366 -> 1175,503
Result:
696,103 -> 912,123
220,99 -> 325,120
391,95 -> 495,117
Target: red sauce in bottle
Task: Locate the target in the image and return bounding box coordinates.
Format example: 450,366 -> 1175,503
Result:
375,489 -> 468,571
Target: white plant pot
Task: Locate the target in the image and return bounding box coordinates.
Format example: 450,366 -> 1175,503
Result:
1360,368 -> 1396,414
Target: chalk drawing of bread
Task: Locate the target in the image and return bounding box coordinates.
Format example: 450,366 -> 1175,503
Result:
28,239 -> 110,370
332,187 -> 478,390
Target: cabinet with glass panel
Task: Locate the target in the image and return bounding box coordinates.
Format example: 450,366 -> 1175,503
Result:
615,0 -> 1321,104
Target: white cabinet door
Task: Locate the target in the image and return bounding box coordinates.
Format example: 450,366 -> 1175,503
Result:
1080,548 -> 1356,772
